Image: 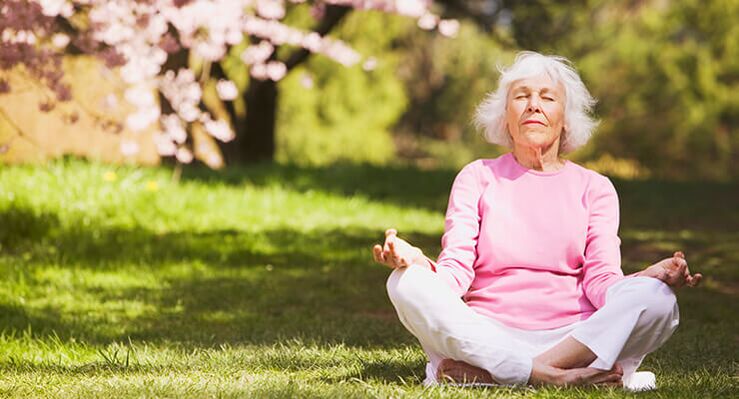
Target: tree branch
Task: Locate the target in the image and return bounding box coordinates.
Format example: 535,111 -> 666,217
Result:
283,5 -> 352,72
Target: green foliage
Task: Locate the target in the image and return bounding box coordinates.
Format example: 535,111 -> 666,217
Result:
0,161 -> 737,397
503,0 -> 738,180
578,0 -> 738,180
275,11 -> 411,166
394,22 -> 514,168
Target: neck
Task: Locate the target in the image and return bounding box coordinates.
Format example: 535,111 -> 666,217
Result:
512,139 -> 564,172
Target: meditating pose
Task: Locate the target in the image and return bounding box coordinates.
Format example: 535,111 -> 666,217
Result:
371,52 -> 702,390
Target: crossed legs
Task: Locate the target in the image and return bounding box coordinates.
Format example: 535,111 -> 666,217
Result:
387,265 -> 679,387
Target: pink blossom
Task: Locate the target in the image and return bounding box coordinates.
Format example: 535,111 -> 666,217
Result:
194,40 -> 226,61
178,104 -> 201,122
126,106 -> 160,131
36,0 -> 74,18
204,118 -> 235,142
438,19 -> 460,38
417,13 -> 437,30
124,84 -> 156,108
302,32 -> 322,52
175,146 -> 194,163
250,63 -> 269,80
257,0 -> 285,20
216,79 -> 238,101
323,41 -> 361,66
145,14 -> 168,43
154,133 -> 177,156
266,61 -> 286,81
6,0 -> 454,168
161,114 -> 187,144
240,41 -> 274,65
51,33 -> 70,48
159,68 -> 202,122
16,31 -> 37,45
395,0 -> 427,18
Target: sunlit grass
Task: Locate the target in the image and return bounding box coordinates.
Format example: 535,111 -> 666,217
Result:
0,160 -> 736,398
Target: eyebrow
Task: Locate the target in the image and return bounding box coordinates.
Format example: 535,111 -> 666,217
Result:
512,86 -> 556,92
511,86 -> 559,96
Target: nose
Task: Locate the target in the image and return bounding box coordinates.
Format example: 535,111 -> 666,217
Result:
527,95 -> 542,112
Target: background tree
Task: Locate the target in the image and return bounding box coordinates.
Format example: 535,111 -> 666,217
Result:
394,0 -> 737,179
496,0 -> 738,179
0,0 -> 458,165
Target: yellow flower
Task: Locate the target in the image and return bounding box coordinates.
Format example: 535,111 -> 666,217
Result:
103,171 -> 117,182
146,180 -> 159,192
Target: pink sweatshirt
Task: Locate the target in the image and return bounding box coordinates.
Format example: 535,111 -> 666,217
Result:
428,153 -> 625,330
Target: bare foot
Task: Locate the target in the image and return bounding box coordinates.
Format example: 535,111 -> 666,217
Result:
529,360 -> 623,387
437,359 -> 497,384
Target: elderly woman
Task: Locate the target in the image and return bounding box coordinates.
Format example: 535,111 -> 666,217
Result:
371,52 -> 702,390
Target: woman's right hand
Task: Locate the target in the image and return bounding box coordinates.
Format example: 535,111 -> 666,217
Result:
372,229 -> 428,269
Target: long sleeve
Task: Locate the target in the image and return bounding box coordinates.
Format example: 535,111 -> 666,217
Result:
582,176 -> 625,308
431,161 -> 484,297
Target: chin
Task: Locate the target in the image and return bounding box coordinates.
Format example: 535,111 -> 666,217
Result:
521,133 -> 557,147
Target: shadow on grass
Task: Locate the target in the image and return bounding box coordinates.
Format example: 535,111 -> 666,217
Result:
0,163 -> 737,376
0,218 -> 442,347
1,218 -> 736,367
179,162 -> 457,213
177,162 -> 739,231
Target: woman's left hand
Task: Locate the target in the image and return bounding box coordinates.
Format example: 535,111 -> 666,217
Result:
636,251 -> 702,289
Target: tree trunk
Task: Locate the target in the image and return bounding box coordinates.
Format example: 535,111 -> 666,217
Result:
220,5 -> 350,164
224,78 -> 278,164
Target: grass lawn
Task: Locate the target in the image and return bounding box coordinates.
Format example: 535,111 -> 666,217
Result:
0,160 -> 737,398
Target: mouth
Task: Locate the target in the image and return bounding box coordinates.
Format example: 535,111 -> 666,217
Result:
523,120 -> 546,126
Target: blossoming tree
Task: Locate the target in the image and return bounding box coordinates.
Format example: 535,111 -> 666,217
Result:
0,0 -> 458,166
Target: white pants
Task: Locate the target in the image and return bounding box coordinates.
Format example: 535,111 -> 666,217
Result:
387,265 -> 679,386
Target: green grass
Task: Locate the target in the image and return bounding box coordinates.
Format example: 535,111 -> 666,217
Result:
0,160 -> 737,398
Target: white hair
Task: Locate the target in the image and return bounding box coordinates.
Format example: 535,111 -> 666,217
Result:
474,51 -> 598,154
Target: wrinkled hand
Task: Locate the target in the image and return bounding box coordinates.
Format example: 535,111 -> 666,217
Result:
372,229 -> 427,269
638,251 -> 702,289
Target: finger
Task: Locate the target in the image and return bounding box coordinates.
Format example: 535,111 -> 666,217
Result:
673,262 -> 687,284
688,273 -> 703,287
388,241 -> 403,266
674,251 -> 685,259
373,245 -> 387,263
669,270 -> 686,288
372,245 -> 384,263
385,228 -> 398,238
577,369 -> 614,385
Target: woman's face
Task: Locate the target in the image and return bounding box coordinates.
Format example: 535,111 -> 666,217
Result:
505,74 -> 566,151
